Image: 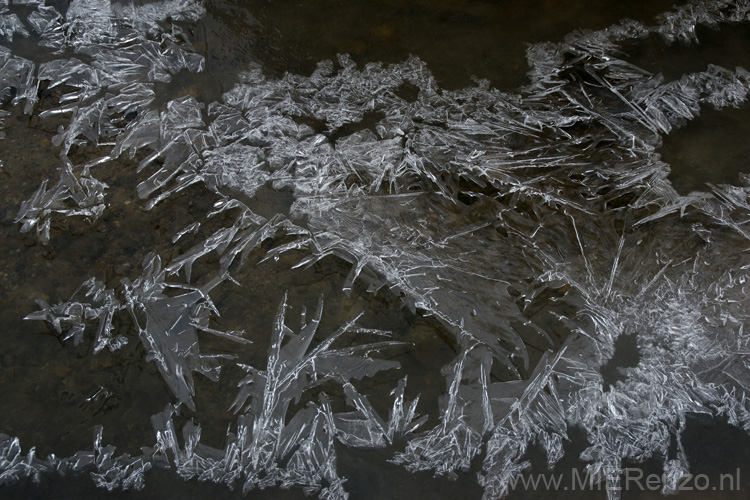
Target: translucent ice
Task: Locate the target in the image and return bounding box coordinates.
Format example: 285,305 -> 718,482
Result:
15,159 -> 107,246
26,252 -> 251,411
146,294 -> 409,497
0,8 -> 28,42
24,277 -> 125,352
6,0 -> 750,498
6,0 -> 205,245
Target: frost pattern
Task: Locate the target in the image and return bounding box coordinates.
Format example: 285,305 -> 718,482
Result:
25,276 -> 124,352
6,0 -> 205,245
26,251 -> 251,412
19,293 -> 417,498
15,158 -> 107,245
156,293 -> 415,496
4,0 -> 750,498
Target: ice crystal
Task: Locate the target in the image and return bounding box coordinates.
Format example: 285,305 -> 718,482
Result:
5,0 -> 750,498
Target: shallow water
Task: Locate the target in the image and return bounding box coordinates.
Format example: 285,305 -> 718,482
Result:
210,0 -> 681,90
2,0 -> 750,498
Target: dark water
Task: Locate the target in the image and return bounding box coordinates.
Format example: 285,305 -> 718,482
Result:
624,22 -> 750,194
661,100 -> 750,195
200,0 -> 681,91
2,0 -> 750,498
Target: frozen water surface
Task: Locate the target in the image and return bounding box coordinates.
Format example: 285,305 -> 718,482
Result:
2,0 -> 750,498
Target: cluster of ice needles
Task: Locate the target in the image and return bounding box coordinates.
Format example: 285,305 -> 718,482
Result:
2,0 -> 750,498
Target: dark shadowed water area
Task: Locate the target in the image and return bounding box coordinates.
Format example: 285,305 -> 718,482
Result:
200,0 -> 684,91
2,0 -> 750,498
